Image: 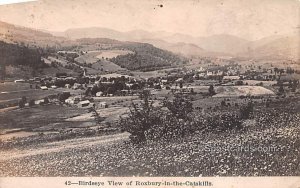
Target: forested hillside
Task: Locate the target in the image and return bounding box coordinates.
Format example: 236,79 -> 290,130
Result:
0,41 -> 42,67
111,43 -> 185,71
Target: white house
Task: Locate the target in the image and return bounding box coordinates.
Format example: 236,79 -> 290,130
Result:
99,102 -> 108,108
77,100 -> 94,108
96,92 -> 104,97
40,86 -> 48,90
223,76 -> 240,80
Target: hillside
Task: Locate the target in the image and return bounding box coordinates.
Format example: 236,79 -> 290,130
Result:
110,43 -> 185,71
0,41 -> 42,67
141,39 -> 230,57
53,27 -> 251,56
0,21 -> 69,48
241,35 -> 300,60
58,27 -> 299,61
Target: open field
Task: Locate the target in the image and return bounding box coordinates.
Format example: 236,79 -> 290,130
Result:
0,82 -> 31,92
75,50 -> 127,72
91,59 -> 125,72
47,56 -> 69,66
75,50 -> 132,64
0,82 -> 83,107
214,86 -> 275,97
96,50 -> 133,59
0,104 -> 87,132
243,80 -> 277,86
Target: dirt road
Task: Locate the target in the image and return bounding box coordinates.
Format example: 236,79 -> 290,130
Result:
0,132 -> 130,161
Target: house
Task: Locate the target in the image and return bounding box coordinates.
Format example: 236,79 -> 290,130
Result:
40,86 -> 48,90
223,76 -> 240,80
161,79 -> 168,84
14,79 -> 25,83
206,71 -> 214,76
72,83 -> 84,90
77,100 -> 95,108
99,102 -> 108,108
65,96 -> 80,105
96,92 -> 104,97
35,99 -> 44,105
65,84 -> 71,89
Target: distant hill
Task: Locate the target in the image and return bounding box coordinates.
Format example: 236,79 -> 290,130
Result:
0,21 -> 69,48
57,27 -> 299,61
239,35 -> 300,60
1,20 -> 298,63
139,38 -> 229,57
59,27 -> 243,57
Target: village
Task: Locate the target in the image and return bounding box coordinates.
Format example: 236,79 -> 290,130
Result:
9,58 -> 300,109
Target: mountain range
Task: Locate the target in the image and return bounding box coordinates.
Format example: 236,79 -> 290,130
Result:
52,27 -> 300,60
0,20 -> 298,60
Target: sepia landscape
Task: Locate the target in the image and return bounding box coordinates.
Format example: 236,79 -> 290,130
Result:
0,0 -> 299,177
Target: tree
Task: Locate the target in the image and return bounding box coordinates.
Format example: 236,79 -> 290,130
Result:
44,97 -> 49,104
120,91 -> 161,143
29,99 -> 35,107
240,101 -> 254,119
19,96 -> 27,108
58,92 -> 70,102
208,85 -> 216,96
179,82 -> 183,89
163,94 -> 193,120
274,67 -> 278,75
278,85 -> 285,94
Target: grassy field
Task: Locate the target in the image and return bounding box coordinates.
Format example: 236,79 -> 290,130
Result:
214,86 -> 275,97
0,99 -> 299,176
0,104 -> 87,132
75,50 -> 128,72
96,50 -> 133,59
0,82 -> 81,107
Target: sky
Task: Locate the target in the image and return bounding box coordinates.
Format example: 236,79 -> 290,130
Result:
0,0 -> 299,40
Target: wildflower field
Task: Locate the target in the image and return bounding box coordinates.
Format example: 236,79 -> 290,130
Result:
0,97 -> 299,176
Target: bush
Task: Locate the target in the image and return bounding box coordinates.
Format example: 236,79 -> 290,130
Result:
163,94 -> 193,120
29,99 -> 35,107
240,102 -> 254,119
18,96 -> 27,108
44,97 -> 49,104
120,93 -> 162,143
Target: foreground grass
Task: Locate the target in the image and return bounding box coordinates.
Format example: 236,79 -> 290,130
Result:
0,114 -> 299,176
1,98 -> 299,176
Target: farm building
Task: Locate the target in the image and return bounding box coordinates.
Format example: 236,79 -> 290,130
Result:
77,100 -> 95,108
14,79 -> 25,83
65,97 -> 81,105
96,92 -> 104,97
99,102 -> 108,108
40,86 -> 48,90
223,76 -> 240,80
65,84 -> 71,89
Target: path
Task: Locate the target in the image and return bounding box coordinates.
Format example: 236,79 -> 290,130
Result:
0,132 -> 130,161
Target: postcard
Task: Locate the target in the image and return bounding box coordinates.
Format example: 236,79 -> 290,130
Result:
0,0 -> 299,187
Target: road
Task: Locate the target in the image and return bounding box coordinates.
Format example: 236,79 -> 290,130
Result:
0,132 -> 130,161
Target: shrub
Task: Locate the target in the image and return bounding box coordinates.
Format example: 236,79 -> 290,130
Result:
120,93 -> 162,143
163,94 -> 193,120
29,99 -> 35,107
18,96 -> 27,108
208,85 -> 216,96
240,101 -> 254,119
44,97 -> 49,104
